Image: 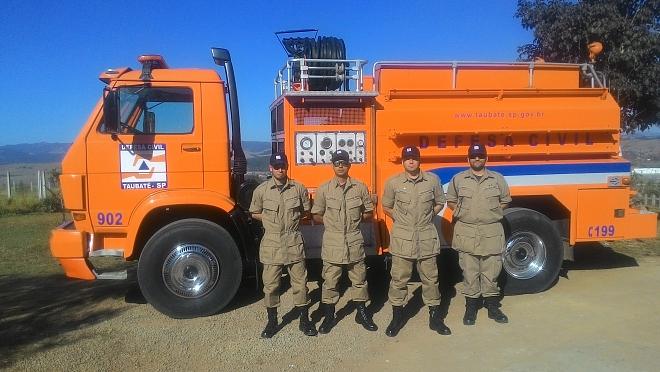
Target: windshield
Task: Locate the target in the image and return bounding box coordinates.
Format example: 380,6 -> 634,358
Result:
101,86 -> 194,134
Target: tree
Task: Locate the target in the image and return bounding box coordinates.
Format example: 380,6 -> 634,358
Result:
516,0 -> 659,133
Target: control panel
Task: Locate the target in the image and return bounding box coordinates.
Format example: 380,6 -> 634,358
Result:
295,132 -> 366,165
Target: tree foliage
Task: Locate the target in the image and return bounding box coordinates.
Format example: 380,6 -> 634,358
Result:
516,0 -> 659,132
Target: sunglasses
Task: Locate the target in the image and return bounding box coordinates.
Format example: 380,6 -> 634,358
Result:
332,160 -> 349,167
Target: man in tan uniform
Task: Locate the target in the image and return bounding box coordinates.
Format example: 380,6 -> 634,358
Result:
250,152 -> 317,338
446,144 -> 511,325
382,145 -> 451,337
311,149 -> 378,334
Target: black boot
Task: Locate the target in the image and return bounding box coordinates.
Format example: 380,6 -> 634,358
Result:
429,306 -> 451,335
261,307 -> 278,338
385,306 -> 405,337
463,297 -> 478,326
298,305 -> 318,336
318,303 -> 336,334
484,296 -> 508,324
354,301 -> 378,331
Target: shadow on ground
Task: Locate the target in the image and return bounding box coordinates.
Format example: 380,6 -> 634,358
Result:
565,243 -> 639,271
297,250 -> 464,328
0,273 -> 134,368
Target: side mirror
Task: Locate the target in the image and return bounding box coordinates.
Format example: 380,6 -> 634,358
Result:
103,88 -> 119,133
211,48 -> 231,65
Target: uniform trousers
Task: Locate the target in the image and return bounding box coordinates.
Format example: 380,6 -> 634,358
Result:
458,252 -> 502,298
388,255 -> 440,306
321,260 -> 369,304
262,261 -> 309,307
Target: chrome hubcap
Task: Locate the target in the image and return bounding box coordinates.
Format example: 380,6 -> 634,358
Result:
503,231 -> 546,280
162,244 -> 219,298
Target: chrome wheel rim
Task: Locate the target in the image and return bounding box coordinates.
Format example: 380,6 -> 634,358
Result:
503,231 -> 546,280
162,244 -> 220,298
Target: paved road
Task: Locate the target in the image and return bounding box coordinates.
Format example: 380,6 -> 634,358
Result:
3,252 -> 660,371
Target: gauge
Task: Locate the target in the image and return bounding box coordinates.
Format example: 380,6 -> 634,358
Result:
300,137 -> 313,150
357,139 -> 364,146
347,139 -> 354,147
338,139 -> 346,147
321,137 -> 333,149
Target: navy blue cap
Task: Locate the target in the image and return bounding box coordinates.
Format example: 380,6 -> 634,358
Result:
269,152 -> 288,167
331,149 -> 350,163
468,144 -> 487,158
401,145 -> 420,160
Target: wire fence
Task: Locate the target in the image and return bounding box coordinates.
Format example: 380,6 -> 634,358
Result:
632,173 -> 660,212
640,193 -> 660,209
2,170 -> 56,199
0,169 -> 62,216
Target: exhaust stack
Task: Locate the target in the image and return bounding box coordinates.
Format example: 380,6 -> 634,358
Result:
211,48 -> 247,198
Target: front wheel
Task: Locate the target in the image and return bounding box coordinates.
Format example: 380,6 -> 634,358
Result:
138,219 -> 242,318
501,208 -> 563,295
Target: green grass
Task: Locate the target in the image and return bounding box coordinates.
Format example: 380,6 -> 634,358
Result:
0,194 -> 62,217
0,213 -> 65,276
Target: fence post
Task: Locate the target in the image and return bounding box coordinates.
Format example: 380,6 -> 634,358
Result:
42,170 -> 47,199
37,170 -> 41,199
5,171 -> 10,199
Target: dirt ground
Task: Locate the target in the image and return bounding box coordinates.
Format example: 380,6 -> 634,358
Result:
2,245 -> 660,371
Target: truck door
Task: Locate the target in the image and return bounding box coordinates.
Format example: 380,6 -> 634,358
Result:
86,83 -> 203,230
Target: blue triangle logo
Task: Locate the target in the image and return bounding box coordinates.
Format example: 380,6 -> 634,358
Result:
139,161 -> 149,171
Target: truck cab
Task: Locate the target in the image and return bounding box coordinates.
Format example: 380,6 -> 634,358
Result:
51,51 -> 253,318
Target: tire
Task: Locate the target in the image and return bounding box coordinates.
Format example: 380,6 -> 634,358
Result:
501,208 -> 563,295
138,218 -> 242,318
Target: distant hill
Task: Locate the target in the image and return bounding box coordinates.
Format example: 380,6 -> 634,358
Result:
0,142 -> 70,165
621,138 -> 660,168
0,141 -> 272,169
242,141 -> 271,155
2,138 -> 657,170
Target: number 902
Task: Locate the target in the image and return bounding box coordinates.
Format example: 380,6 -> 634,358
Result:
97,212 -> 123,226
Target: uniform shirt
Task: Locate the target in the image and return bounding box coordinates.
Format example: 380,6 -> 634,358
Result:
311,177 -> 374,264
446,168 -> 512,255
249,178 -> 311,265
382,170 -> 446,259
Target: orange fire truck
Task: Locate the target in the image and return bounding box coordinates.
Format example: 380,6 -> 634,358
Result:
50,35 -> 657,318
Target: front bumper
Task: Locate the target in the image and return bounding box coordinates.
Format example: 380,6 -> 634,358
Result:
49,221 -> 95,280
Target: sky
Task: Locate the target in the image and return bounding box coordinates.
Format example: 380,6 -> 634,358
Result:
0,0 -> 533,145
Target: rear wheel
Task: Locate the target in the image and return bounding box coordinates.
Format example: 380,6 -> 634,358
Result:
501,208 -> 563,295
138,219 -> 242,318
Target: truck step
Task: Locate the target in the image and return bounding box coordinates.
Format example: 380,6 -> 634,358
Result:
89,249 -> 124,257
94,270 -> 128,280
